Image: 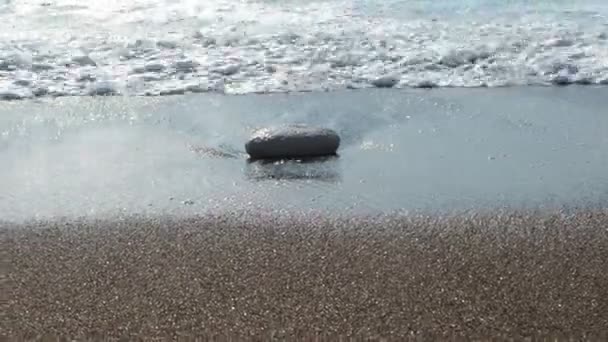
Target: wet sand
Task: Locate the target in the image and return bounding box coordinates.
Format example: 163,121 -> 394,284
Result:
1,87 -> 608,220
3,209 -> 608,339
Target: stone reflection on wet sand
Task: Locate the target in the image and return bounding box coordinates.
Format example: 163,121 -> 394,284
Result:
245,156 -> 341,182
3,209 -> 607,339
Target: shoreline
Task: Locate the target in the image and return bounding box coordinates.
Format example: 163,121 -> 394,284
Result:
2,84 -> 608,102
3,209 -> 608,339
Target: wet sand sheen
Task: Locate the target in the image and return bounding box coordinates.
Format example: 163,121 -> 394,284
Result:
3,209 -> 608,339
2,87 -> 608,221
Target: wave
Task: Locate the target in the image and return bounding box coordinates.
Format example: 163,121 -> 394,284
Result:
1,0 -> 607,99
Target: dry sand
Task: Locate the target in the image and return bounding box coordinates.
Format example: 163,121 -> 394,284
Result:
2,209 -> 608,340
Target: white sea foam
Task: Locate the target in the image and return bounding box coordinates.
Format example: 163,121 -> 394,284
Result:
0,0 -> 607,99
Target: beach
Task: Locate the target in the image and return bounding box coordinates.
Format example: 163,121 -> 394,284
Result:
3,210 -> 608,339
1,86 -> 608,339
2,1 -> 608,338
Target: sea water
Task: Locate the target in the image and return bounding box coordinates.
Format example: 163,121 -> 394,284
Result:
1,0 -> 607,99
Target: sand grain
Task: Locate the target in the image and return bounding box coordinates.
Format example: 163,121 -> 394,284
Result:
2,210 -> 608,339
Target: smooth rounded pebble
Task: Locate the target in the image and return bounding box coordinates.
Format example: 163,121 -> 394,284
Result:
245,124 -> 340,159
371,75 -> 400,88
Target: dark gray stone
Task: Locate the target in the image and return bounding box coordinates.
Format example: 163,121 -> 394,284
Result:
371,75 -> 399,88
245,124 -> 340,159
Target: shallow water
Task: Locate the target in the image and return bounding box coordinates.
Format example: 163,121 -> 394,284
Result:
1,0 -> 607,98
1,87 -> 606,221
